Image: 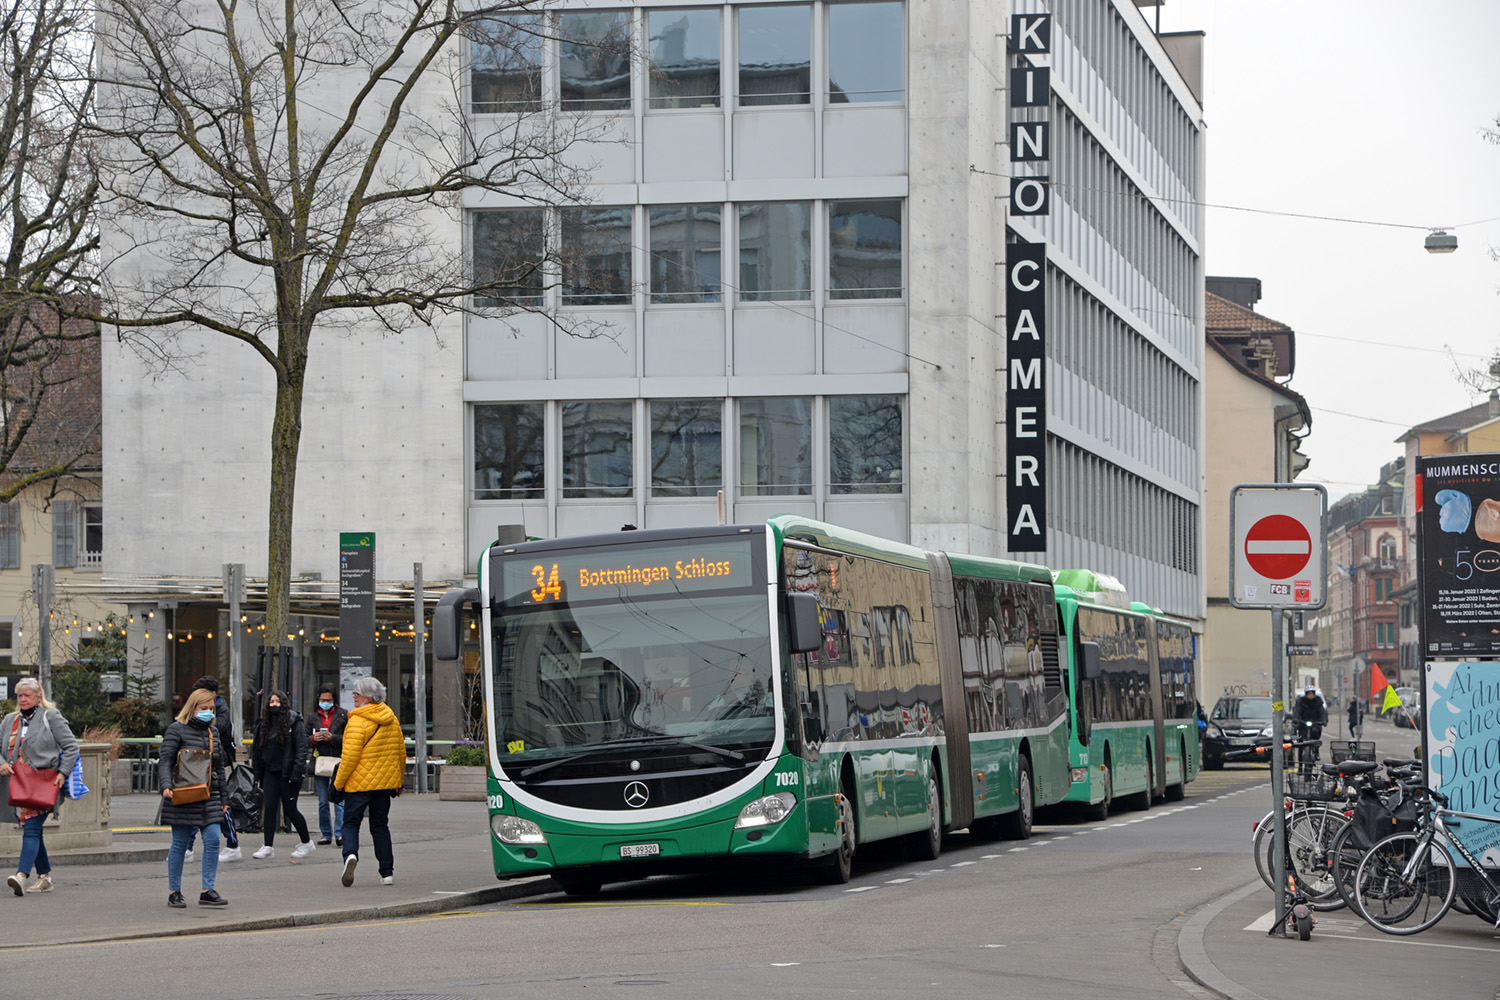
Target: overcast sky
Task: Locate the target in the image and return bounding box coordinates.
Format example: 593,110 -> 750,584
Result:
1152,0 -> 1500,502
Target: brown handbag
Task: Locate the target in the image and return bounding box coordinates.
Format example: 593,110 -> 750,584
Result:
172,728 -> 213,805
8,757 -> 60,812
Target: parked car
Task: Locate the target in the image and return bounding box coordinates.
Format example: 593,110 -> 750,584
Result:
1390,693 -> 1422,730
1202,696 -> 1276,769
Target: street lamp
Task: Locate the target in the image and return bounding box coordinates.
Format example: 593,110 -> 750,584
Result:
1424,229 -> 1458,254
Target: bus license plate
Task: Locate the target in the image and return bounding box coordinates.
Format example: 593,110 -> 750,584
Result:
620,843 -> 660,858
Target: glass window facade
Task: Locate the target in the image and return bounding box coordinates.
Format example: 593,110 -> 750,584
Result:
828,2 -> 902,103
650,399 -> 723,496
561,207 -> 633,305
559,11 -> 632,111
474,403 -> 545,500
738,5 -> 811,105
649,204 -> 722,302
739,397 -> 812,496
648,8 -> 721,108
828,199 -> 902,299
472,209 -> 545,307
471,15 -> 543,113
737,202 -> 811,302
562,401 -> 633,497
829,396 -> 902,493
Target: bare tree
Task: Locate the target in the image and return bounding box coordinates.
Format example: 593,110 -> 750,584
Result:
91,0 -> 621,638
0,0 -> 100,500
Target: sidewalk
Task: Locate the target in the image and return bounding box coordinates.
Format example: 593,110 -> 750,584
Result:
1180,715 -> 1500,1000
0,791 -> 557,949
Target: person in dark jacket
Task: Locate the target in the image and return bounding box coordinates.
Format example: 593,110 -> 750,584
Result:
250,690 -> 314,860
309,684 -> 349,845
183,676 -> 242,862
1292,687 -> 1328,764
159,688 -> 230,907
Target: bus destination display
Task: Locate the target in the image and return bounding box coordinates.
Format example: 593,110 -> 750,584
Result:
499,538 -> 757,607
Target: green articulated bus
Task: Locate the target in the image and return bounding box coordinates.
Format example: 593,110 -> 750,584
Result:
431,516 -> 1084,893
1052,570 -> 1201,820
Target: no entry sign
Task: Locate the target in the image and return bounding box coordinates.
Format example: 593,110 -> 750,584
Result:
1230,484 -> 1327,609
1244,514 -> 1312,579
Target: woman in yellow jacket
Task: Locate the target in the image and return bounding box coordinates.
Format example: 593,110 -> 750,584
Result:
333,676 -> 405,887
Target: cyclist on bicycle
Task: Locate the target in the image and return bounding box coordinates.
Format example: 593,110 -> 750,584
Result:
1293,686 -> 1327,763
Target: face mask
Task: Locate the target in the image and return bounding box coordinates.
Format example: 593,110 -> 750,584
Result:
268,704 -> 283,714
196,710 -> 215,723
319,701 -> 333,710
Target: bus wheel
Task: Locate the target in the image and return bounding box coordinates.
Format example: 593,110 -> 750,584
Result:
819,791 -> 856,884
907,774 -> 942,860
998,756 -> 1033,840
1129,758 -> 1153,811
552,872 -> 602,896
1164,740 -> 1187,801
1085,763 -> 1111,822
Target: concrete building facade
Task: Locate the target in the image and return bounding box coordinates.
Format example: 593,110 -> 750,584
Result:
95,0 -> 1207,726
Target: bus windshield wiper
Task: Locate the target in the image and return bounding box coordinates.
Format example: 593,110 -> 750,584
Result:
517,734 -> 745,779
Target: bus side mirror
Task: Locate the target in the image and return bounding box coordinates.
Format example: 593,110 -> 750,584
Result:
1080,641 -> 1102,681
787,593 -> 822,654
433,588 -> 480,661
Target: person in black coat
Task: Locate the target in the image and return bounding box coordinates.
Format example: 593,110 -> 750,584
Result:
159,688 -> 230,907
308,684 -> 349,845
182,676 -> 242,862
250,690 -> 314,860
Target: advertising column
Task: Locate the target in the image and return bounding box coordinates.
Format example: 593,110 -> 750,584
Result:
1416,455 -> 1500,868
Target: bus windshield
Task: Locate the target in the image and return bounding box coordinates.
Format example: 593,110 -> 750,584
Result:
491,592 -> 775,765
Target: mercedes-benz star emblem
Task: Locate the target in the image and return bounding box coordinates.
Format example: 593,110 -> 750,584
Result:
623,781 -> 650,808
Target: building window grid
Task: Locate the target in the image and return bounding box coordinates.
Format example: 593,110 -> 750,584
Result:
470,3 -> 906,117
472,395 -> 904,503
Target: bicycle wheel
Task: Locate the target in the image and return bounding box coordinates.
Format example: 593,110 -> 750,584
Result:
1354,833 -> 1456,935
1252,809 -> 1276,890
1328,821 -> 1366,912
1282,805 -> 1348,911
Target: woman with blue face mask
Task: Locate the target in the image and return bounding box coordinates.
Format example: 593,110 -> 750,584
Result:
159,688 -> 230,907
309,685 -> 349,845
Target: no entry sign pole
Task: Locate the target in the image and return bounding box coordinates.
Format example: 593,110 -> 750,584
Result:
1229,483 -> 1328,937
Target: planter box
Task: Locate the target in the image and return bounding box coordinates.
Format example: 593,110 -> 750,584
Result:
438,765 -> 487,801
0,743 -> 114,857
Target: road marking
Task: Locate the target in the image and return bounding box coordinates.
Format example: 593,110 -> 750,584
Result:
1007,847 -> 1029,852
950,861 -> 977,867
844,885 -> 877,892
1244,910 -> 1276,932
886,878 -> 913,883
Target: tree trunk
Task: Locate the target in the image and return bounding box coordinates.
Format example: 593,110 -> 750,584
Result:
264,350 -> 306,647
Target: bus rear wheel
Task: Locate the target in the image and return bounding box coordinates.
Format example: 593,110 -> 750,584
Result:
819,791 -> 856,884
998,756 -> 1033,840
1164,740 -> 1187,801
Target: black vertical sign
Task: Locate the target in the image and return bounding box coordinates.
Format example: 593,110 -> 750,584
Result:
1008,14 -> 1051,217
1006,241 -> 1047,552
339,532 -> 376,675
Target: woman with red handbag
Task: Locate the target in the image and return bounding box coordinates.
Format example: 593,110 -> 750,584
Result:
0,677 -> 78,896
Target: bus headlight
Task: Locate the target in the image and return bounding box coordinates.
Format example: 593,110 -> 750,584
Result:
735,792 -> 797,829
492,814 -> 548,845
1070,768 -> 1088,783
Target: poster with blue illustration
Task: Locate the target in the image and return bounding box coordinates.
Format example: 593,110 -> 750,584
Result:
1425,660 -> 1500,869
1417,454 -> 1500,656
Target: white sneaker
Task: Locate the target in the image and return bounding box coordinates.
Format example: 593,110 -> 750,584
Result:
380,875 -> 393,886
219,846 -> 242,862
341,854 -> 358,887
252,845 -> 275,859
291,841 -> 315,859
183,849 -> 195,863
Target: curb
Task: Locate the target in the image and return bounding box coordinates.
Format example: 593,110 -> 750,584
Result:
0,847 -> 171,868
0,875 -> 558,950
1178,880 -> 1272,1000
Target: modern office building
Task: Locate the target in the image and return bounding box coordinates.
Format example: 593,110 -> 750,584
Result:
95,0 -> 1207,722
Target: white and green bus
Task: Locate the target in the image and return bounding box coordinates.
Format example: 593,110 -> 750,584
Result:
1053,571 -> 1201,819
432,516 -> 1077,892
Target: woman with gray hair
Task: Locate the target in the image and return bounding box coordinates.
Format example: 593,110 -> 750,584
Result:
1,678 -> 79,896
332,676 -> 405,887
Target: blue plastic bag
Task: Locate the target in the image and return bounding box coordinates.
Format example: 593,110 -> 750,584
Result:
65,755 -> 89,799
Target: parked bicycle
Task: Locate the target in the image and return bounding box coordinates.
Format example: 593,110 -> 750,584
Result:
1353,785 -> 1500,935
1230,736 -> 1324,939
